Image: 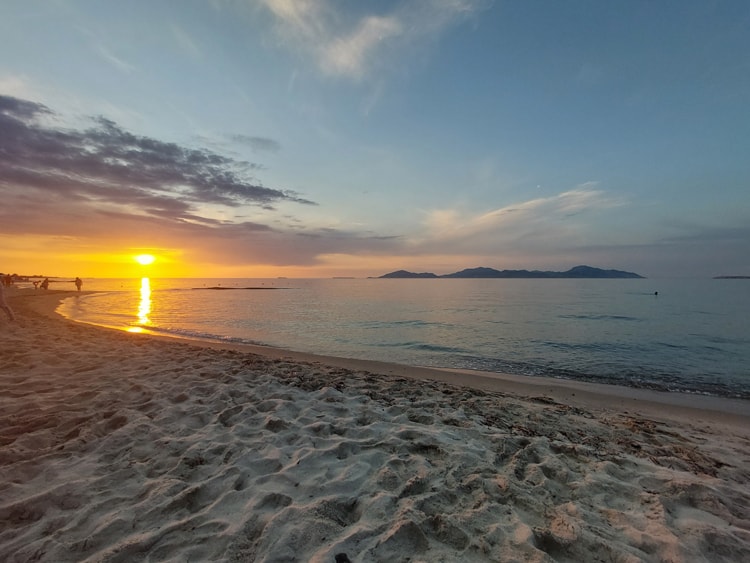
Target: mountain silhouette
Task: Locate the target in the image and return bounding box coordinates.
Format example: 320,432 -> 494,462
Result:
380,265 -> 643,279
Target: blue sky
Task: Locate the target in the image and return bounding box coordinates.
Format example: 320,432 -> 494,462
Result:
1,0 -> 748,278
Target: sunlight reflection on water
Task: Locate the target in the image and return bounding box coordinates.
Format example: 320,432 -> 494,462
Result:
138,277 -> 151,326
126,277 -> 151,332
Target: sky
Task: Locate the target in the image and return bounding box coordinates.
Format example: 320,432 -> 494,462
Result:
1,0 -> 749,279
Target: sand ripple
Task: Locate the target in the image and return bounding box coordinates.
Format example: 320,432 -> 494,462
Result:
1,294 -> 749,562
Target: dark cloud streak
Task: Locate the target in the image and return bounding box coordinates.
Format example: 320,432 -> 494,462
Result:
0,95 -> 314,213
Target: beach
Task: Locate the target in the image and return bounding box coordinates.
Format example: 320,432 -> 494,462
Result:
1,289 -> 749,562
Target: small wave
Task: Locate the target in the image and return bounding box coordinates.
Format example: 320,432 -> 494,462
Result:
132,325 -> 270,347
371,340 -> 469,354
358,319 -> 449,330
405,342 -> 471,354
435,354 -> 750,400
656,341 -> 690,351
538,340 -> 644,354
558,314 -> 640,321
192,286 -> 282,290
701,334 -> 750,346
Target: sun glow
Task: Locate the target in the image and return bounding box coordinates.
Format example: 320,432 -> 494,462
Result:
135,254 -> 155,265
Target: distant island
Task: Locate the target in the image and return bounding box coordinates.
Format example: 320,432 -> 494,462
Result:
379,265 -> 644,279
713,276 -> 750,279
195,286 -> 282,290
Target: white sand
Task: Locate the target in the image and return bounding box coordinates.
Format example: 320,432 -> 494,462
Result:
1,289 -> 749,562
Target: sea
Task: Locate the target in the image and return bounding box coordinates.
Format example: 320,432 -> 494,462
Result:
53,277 -> 750,400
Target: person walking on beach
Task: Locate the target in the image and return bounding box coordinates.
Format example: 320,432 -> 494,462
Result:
40,278 -> 49,290
75,277 -> 82,291
0,274 -> 15,321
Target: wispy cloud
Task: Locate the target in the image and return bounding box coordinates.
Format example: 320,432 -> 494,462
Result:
170,23 -> 204,61
414,184 -> 624,255
321,14 -> 403,79
228,134 -> 281,153
95,45 -> 136,74
259,0 -> 488,80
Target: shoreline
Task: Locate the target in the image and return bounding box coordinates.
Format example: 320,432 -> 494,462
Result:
33,288 -> 750,427
50,281 -> 750,402
3,288 -> 750,561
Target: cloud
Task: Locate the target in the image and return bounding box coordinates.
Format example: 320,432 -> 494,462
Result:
0,94 -> 404,268
405,187 -> 749,276
229,134 -> 281,153
259,0 -> 488,80
0,75 -> 37,100
321,15 -> 403,78
95,45 -> 136,74
414,184 -> 624,255
0,95 -> 52,121
0,94 -> 312,210
170,23 -> 204,61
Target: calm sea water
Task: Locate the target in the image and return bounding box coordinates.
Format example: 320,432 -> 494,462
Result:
56,277 -> 750,399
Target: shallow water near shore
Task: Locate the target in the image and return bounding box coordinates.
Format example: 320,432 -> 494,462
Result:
57,277 -> 750,398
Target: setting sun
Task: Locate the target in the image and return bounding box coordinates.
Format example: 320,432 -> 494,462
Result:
134,254 -> 155,266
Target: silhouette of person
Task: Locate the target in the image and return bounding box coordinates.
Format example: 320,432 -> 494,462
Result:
0,275 -> 15,321
40,277 -> 49,290
75,277 -> 82,291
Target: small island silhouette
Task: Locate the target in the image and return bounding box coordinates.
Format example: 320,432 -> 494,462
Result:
379,265 -> 644,279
